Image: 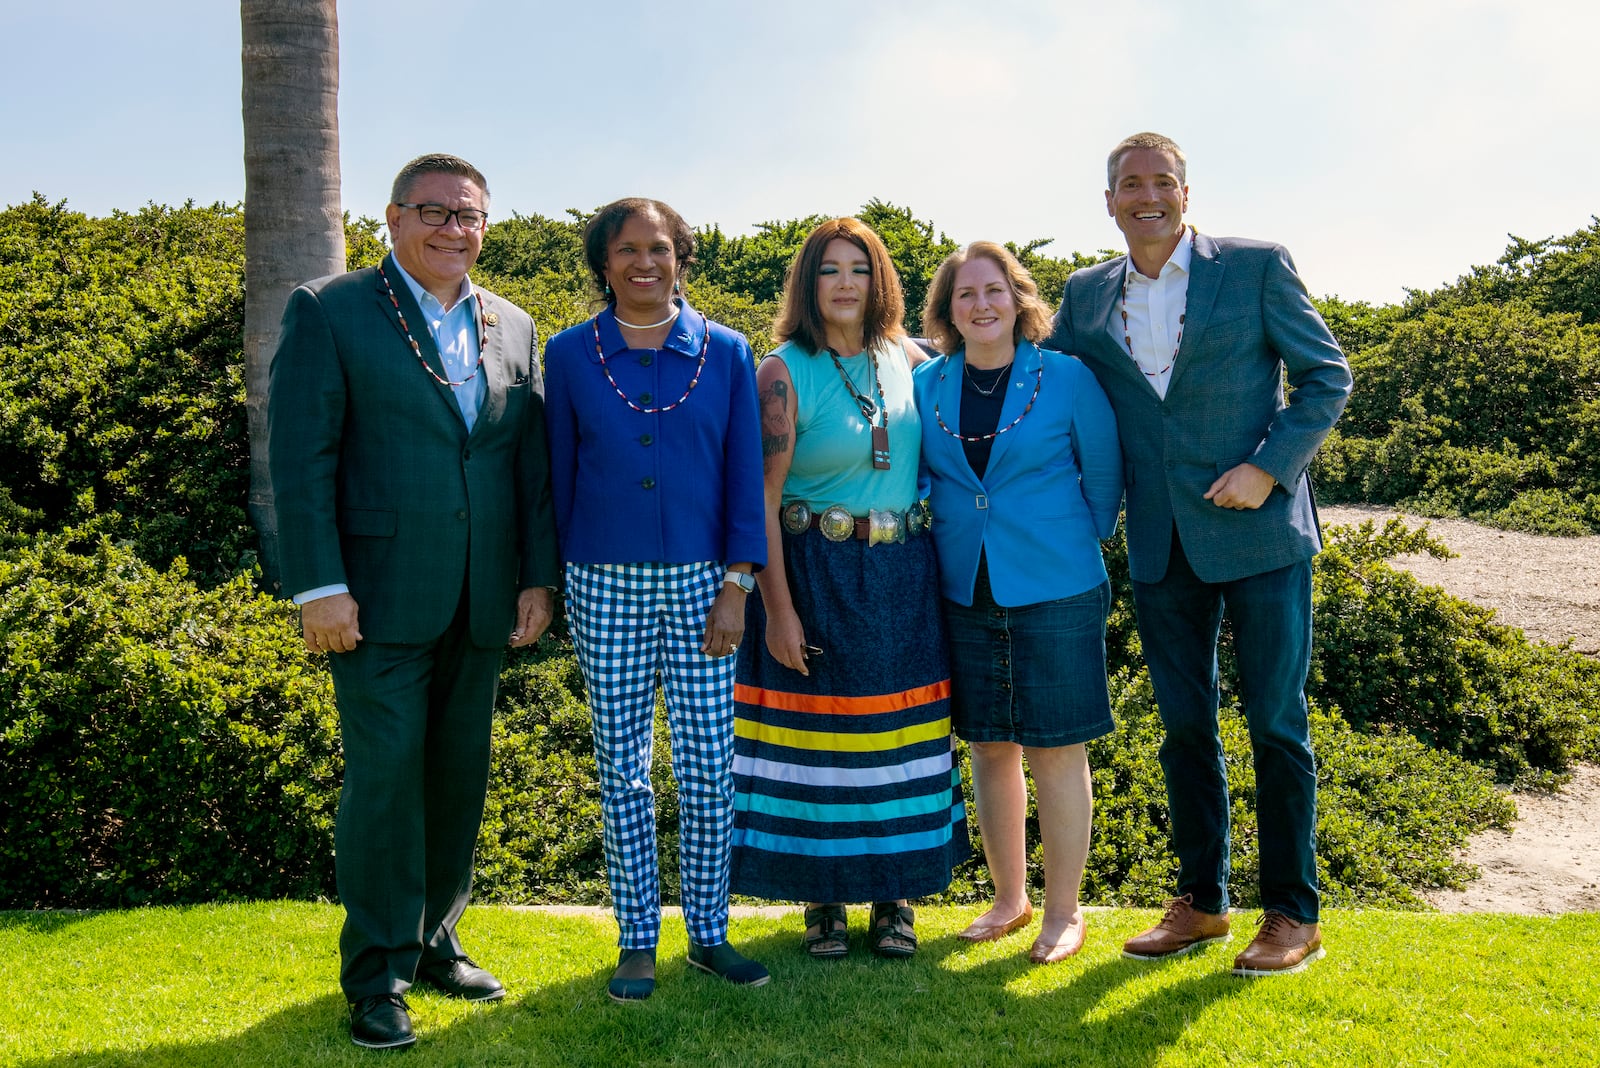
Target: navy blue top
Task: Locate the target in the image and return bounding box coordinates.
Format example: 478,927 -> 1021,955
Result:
543,303 -> 767,569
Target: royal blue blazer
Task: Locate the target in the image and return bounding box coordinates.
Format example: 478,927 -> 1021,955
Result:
913,342 -> 1123,607
544,304 -> 766,569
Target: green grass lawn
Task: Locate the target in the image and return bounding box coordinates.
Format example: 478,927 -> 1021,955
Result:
3,903 -> 1596,1067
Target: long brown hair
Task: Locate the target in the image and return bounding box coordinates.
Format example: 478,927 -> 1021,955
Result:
772,217 -> 905,355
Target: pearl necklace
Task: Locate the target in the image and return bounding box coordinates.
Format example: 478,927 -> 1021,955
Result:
614,304 -> 680,330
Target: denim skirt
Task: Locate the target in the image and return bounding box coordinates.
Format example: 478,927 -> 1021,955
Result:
943,565 -> 1114,748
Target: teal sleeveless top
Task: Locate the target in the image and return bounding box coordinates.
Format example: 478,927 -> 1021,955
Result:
773,338 -> 921,514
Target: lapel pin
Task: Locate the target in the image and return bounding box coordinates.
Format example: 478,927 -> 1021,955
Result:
484,311 -> 499,327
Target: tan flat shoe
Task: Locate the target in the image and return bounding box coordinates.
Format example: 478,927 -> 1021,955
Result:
956,902 -> 1034,943
1029,916 -> 1088,964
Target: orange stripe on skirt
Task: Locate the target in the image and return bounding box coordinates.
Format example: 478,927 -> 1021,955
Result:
734,679 -> 951,717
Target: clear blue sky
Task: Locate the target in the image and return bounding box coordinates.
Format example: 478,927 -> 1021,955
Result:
5,1 -> 1595,304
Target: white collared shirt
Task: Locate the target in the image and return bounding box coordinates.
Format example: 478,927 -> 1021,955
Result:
1116,228 -> 1194,400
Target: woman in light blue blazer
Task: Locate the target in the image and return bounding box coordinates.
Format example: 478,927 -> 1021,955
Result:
913,242 -> 1123,964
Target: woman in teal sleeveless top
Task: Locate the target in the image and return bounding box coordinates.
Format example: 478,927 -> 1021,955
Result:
729,218 -> 970,960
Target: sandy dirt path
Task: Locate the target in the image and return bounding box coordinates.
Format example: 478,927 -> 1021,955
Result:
1319,505 -> 1600,914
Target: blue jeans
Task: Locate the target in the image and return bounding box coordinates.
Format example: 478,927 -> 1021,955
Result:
1131,531 -> 1319,924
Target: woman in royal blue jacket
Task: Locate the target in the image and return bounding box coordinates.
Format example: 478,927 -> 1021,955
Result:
913,242 -> 1123,964
544,198 -> 769,1002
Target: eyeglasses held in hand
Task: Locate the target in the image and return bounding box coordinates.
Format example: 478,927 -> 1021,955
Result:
395,203 -> 489,230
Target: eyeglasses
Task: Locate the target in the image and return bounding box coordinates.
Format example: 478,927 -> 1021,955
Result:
395,203 -> 489,230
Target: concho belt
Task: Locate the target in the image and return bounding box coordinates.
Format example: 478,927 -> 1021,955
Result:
780,500 -> 932,546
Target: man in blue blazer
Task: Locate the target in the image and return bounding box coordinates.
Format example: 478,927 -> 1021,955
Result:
1048,132 -> 1351,976
269,154 -> 559,1047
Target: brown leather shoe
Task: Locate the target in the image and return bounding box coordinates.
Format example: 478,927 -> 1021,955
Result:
1029,915 -> 1088,964
957,901 -> 1034,943
1121,894 -> 1231,960
1231,911 -> 1324,976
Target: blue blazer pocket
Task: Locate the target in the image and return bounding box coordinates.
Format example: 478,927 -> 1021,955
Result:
339,507 -> 397,538
1200,310 -> 1255,344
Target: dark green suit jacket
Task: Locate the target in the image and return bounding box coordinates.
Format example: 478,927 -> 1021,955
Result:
268,254 -> 559,646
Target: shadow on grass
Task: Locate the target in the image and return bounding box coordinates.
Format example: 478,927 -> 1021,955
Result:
13,917 -> 1248,1067
0,911 -> 101,936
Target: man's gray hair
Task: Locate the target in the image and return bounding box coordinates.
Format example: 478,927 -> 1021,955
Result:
390,154 -> 490,205
1107,132 -> 1186,189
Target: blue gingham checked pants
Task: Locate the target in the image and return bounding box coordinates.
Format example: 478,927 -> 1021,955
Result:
566,561 -> 737,950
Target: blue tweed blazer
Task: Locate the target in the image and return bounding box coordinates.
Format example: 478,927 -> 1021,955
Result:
1048,233 -> 1351,584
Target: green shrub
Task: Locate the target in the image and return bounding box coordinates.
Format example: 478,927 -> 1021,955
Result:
0,535 -> 339,907
1311,519 -> 1600,784
1316,295 -> 1600,534
946,669 -> 1512,912
0,198 -> 253,582
475,650 -> 610,903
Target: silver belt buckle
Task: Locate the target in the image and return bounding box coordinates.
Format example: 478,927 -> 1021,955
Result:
868,508 -> 906,546
780,500 -> 813,536
818,504 -> 856,542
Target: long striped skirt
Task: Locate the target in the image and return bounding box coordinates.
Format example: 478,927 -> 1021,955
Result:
729,527 -> 971,903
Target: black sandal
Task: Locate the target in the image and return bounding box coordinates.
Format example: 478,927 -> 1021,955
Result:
869,902 -> 917,959
802,903 -> 849,959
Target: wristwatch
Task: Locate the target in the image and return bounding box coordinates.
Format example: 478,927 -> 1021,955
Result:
723,570 -> 756,593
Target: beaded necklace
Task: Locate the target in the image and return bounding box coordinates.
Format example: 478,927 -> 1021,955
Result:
591,306 -> 708,414
377,262 -> 486,388
1119,225 -> 1193,381
824,345 -> 891,469
934,355 -> 1044,443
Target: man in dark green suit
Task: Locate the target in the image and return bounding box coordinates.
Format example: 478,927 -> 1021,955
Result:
268,154 -> 559,1050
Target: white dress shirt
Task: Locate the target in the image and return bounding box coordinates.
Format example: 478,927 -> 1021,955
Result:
1116,227 -> 1194,400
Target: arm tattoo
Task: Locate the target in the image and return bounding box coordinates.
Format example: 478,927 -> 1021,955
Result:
760,381 -> 791,461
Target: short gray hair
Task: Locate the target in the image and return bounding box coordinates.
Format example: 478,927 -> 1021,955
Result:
1107,132 -> 1186,189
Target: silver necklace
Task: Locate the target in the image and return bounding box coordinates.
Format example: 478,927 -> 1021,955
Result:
964,360 -> 1013,397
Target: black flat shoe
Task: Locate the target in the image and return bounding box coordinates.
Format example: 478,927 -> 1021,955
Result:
687,941 -> 771,986
349,993 -> 416,1050
416,956 -> 506,1002
608,947 -> 657,1003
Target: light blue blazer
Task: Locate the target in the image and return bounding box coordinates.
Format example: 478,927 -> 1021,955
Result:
1048,233 -> 1351,584
913,342 -> 1123,607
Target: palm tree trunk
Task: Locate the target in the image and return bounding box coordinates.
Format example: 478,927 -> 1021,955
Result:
241,0 -> 344,593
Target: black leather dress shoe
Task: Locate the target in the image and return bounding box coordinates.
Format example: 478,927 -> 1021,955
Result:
349,993 -> 416,1050
416,956 -> 506,1002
